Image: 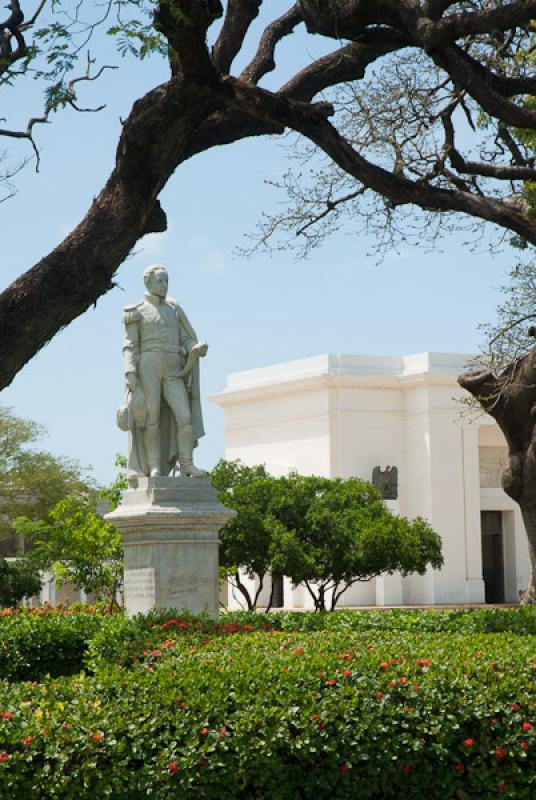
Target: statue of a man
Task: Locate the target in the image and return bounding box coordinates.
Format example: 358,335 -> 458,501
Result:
117,264 -> 208,484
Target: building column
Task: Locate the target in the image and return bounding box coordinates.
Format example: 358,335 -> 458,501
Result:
462,425 -> 486,602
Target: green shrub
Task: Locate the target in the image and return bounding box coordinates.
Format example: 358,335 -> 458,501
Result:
0,625 -> 534,798
0,606 -> 109,680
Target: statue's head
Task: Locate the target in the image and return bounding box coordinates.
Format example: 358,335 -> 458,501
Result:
144,264 -> 168,298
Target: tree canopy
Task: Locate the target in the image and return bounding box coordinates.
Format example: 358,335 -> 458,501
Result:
0,407 -> 89,553
15,456 -> 127,602
212,460 -> 443,611
1,1 -> 536,388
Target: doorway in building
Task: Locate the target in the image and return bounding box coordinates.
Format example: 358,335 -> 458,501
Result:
481,511 -> 505,603
270,575 -> 284,608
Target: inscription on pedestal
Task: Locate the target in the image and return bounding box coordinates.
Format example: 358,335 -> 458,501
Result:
124,567 -> 156,614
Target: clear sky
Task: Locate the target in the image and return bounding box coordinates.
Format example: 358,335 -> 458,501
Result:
0,2 -> 522,485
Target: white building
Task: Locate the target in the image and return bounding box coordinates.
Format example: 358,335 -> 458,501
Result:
210,353 -> 531,609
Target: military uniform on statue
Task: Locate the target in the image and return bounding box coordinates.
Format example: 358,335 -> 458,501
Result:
117,264 -> 208,486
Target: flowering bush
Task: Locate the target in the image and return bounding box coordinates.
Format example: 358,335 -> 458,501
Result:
0,608 -> 534,798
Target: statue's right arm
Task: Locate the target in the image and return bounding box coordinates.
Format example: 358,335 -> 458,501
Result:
123,307 -> 141,389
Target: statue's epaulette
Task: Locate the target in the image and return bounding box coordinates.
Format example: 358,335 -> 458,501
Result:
122,302 -> 143,324
166,297 -> 179,311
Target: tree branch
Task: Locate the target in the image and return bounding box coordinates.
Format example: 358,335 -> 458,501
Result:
0,0 -> 25,76
212,0 -> 262,74
241,4 -> 302,85
432,44 -> 536,130
280,32 -> 409,101
430,0 -> 536,46
227,77 -> 536,245
154,0 -> 223,80
441,104 -> 536,182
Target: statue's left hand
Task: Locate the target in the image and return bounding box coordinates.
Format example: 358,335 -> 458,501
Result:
193,342 -> 208,357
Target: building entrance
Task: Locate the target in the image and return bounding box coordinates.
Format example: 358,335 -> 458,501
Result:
481,511 -> 505,603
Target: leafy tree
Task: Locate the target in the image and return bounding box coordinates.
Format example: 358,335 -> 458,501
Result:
0,557 -> 41,607
268,474 -> 443,611
212,459 -> 280,610
1,1 -> 536,388
0,407 -> 89,551
212,460 -> 443,611
14,457 -> 127,604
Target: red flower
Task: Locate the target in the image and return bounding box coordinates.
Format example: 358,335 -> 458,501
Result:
42,728 -> 49,735
23,736 -> 33,746
412,684 -> 420,691
376,692 -> 384,699
220,727 -> 228,738
402,764 -> 413,774
455,763 -> 465,774
318,722 -> 326,730
399,677 -> 408,685
389,680 -> 397,688
326,679 -> 337,686
495,746 -> 507,760
464,738 -> 474,747
168,762 -> 179,774
64,723 -> 72,730
379,662 -> 389,670
162,641 -> 174,648
200,727 -> 209,735
92,733 -> 103,742
0,753 -> 9,763
294,648 -> 304,655
521,721 -> 532,731
2,712 -> 13,719
511,703 -> 521,712
491,718 -> 498,724
343,670 -> 351,677
521,741 -> 529,751
339,762 -> 349,773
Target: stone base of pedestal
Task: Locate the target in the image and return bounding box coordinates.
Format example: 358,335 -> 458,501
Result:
105,476 -> 233,617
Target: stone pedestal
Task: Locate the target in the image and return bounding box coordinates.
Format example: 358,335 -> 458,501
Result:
105,476 -> 233,617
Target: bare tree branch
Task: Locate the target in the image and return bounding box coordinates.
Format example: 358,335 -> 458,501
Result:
212,0 -> 262,74
240,4 -> 302,85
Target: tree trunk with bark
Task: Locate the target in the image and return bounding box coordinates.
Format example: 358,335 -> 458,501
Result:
459,346 -> 536,604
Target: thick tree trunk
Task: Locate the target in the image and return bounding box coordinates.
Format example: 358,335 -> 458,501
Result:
459,348 -> 536,604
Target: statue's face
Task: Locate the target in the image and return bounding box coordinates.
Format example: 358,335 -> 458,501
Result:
145,268 -> 168,298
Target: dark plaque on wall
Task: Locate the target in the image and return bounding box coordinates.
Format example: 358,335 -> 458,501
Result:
372,466 -> 398,500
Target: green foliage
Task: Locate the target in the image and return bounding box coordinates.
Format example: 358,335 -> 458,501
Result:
16,496 -> 122,602
14,456 -> 126,602
0,606 -> 106,681
0,608 -> 534,798
211,460 -> 281,609
0,559 -> 41,608
212,461 -> 443,611
0,407 -> 89,544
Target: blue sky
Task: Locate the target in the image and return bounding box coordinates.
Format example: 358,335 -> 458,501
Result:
0,2 -> 521,484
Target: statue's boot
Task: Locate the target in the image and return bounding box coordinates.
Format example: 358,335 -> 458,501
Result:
178,423 -> 206,477
145,423 -> 161,477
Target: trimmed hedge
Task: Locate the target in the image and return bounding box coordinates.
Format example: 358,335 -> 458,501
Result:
0,609 -> 534,798
1,606 -> 536,680
0,605 -> 111,681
